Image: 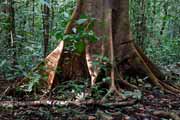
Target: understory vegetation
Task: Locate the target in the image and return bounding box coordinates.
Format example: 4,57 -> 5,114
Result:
0,0 -> 180,119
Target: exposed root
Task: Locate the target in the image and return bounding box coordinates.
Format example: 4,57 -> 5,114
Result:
131,43 -> 180,94
173,85 -> 180,91
101,85 -> 126,103
117,72 -> 138,90
118,79 -> 138,90
159,81 -> 180,94
169,83 -> 180,91
153,111 -> 180,120
85,49 -> 99,86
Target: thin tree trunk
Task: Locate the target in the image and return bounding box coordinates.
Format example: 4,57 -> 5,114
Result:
160,3 -> 168,35
50,0 -> 54,31
32,0 -> 35,34
7,0 -> 16,66
135,0 -> 146,50
42,1 -> 50,57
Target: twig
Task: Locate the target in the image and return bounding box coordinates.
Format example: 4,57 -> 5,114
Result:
0,86 -> 11,99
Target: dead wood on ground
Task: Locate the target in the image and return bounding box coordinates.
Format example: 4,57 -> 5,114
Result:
0,99 -> 137,108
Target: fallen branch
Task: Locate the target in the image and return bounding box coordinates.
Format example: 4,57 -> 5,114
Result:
0,99 -> 137,108
153,111 -> 180,120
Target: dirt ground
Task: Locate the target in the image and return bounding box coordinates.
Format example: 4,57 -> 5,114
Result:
0,80 -> 180,120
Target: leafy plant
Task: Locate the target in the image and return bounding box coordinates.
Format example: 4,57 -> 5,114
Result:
54,80 -> 87,100
123,90 -> 142,100
90,83 -> 108,100
20,72 -> 42,92
54,15 -> 98,54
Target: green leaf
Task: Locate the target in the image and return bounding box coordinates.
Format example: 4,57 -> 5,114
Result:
76,19 -> 88,25
55,31 -> 63,40
25,46 -> 34,51
0,60 -> 6,67
87,31 -> 98,42
63,12 -> 69,18
63,34 -> 71,41
102,77 -> 111,82
74,42 -> 86,54
123,90 -> 142,100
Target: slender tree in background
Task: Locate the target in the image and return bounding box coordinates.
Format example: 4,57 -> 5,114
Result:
160,2 -> 168,36
7,0 -> 16,66
137,0 -> 147,50
50,0 -> 54,31
130,0 -> 147,50
32,0 -> 35,34
42,0 -> 50,57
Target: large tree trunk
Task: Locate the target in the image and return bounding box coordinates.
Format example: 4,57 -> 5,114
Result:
20,0 -> 180,95
82,0 -> 179,94
82,0 -> 165,85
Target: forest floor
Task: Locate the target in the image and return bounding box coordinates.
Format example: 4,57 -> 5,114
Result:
0,88 -> 180,120
0,63 -> 180,120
